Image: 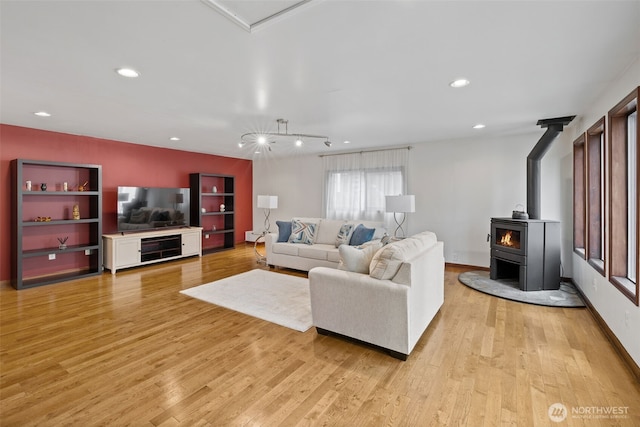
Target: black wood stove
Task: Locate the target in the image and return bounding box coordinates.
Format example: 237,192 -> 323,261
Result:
490,218 -> 560,291
489,116 -> 574,291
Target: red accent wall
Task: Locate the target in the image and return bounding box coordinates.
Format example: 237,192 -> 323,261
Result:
0,124 -> 253,282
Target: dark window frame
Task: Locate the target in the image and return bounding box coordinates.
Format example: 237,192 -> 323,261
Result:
607,87 -> 639,305
586,117 -> 606,276
573,133 -> 587,258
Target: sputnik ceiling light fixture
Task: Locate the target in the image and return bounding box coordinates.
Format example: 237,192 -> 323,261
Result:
238,119 -> 332,151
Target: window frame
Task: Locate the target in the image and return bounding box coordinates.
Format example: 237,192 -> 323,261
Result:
573,133 -> 587,258
607,87 -> 639,305
586,117 -> 606,276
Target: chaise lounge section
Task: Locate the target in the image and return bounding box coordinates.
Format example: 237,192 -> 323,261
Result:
308,231 -> 445,360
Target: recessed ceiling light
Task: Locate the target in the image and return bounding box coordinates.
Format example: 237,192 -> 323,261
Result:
449,78 -> 470,88
343,140 -> 351,144
34,111 -> 51,117
473,124 -> 486,129
115,67 -> 140,78
169,137 -> 180,141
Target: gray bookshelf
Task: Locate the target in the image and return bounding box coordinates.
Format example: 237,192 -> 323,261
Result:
11,159 -> 103,289
189,173 -> 235,253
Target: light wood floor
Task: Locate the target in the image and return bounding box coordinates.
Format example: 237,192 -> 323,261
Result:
1,244 -> 638,426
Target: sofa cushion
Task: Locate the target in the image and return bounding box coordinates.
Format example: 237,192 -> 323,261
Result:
272,242 -> 299,256
298,245 -> 333,260
335,223 -> 355,247
338,241 -> 383,274
369,237 -> 425,280
315,219 -> 345,245
289,219 -> 317,244
276,220 -> 292,242
327,249 -> 341,262
349,224 -> 375,246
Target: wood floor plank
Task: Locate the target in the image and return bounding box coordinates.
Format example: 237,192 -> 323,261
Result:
1,246 -> 639,426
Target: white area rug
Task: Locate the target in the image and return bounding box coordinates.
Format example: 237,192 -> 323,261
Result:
180,269 -> 312,332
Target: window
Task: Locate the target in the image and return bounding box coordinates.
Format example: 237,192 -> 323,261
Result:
587,117 -> 606,275
608,87 -> 638,305
323,148 -> 409,222
326,168 -> 404,220
573,133 -> 587,258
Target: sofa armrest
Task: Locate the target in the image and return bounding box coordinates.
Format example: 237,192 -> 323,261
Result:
309,267 -> 411,353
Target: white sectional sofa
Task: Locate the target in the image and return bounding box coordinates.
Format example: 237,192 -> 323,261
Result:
308,231 -> 445,360
265,218 -> 385,272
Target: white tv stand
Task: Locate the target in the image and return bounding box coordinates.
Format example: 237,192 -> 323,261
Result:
103,227 -> 202,274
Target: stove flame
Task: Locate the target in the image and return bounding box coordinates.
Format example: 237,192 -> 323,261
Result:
500,231 -> 514,246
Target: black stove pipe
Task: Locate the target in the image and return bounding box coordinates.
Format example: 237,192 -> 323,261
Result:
527,116 -> 575,220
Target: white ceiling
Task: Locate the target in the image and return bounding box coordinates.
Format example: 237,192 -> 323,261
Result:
1,0 -> 639,160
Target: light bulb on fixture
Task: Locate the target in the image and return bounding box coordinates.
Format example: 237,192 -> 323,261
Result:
257,136 -> 267,144
116,67 -> 140,78
238,141 -> 246,147
324,140 -> 332,147
295,138 -> 303,147
449,78 -> 470,88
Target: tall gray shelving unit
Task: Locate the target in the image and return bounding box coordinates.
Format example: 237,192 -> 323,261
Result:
11,159 -> 103,289
189,173 -> 235,253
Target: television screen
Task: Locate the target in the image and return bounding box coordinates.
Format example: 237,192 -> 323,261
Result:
117,186 -> 190,232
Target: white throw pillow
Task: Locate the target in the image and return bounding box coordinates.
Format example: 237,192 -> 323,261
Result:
369,237 -> 423,280
338,241 -> 383,274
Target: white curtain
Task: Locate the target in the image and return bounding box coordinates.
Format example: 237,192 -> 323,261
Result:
322,148 -> 409,224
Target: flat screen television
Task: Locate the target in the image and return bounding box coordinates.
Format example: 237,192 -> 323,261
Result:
117,186 -> 190,232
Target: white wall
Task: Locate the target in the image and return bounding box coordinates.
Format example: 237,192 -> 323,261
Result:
253,130 -> 570,269
563,58 -> 640,367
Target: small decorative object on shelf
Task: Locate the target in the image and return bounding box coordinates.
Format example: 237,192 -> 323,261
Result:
212,186 -> 217,193
25,180 -> 32,191
78,181 -> 88,191
63,182 -> 68,191
40,183 -> 47,191
34,216 -> 52,222
57,237 -> 69,250
212,225 -> 216,231
72,204 -> 80,220
201,207 -> 206,213
220,204 -> 225,212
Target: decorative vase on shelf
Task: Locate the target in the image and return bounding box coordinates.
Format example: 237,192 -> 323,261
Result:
26,180 -> 32,191
212,186 -> 217,193
72,204 -> 80,220
40,183 -> 47,191
220,204 -> 225,212
57,237 -> 68,250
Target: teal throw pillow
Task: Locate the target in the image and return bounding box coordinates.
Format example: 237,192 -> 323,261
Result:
276,220 -> 292,242
349,224 -> 375,246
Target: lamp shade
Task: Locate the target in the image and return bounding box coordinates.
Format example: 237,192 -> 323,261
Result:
385,195 -> 415,213
257,195 -> 278,209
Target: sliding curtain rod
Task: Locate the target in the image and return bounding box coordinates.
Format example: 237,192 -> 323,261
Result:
318,146 -> 412,158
